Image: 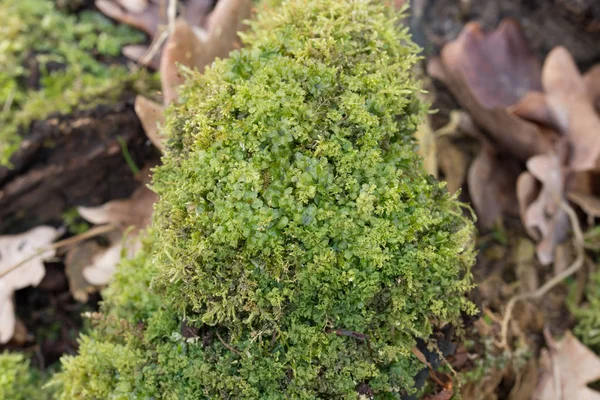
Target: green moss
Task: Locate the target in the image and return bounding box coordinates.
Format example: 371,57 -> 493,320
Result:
0,352 -> 50,400
53,0 -> 476,398
572,268 -> 600,350
0,0 -> 157,165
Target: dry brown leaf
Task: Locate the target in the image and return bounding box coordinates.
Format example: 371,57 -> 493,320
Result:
542,47 -> 600,171
0,226 -> 61,343
568,190 -> 600,224
524,152 -> 569,264
585,64 -> 600,110
65,241 -> 102,302
96,0 -> 162,36
516,171 -> 540,240
134,96 -> 166,151
160,0 -> 252,104
508,91 -> 555,128
123,44 -> 162,69
73,183 -> 156,287
83,234 -> 142,286
533,331 -> 600,400
117,0 -> 149,13
77,184 -> 157,233
436,135 -> 469,194
428,19 -> 554,161
467,144 -> 520,227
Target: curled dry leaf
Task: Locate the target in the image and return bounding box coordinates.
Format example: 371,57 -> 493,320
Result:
516,171 -> 540,239
542,47 -> 600,171
160,0 -> 253,104
436,135 -> 469,194
568,190 -> 600,225
585,64 -> 600,110
77,184 -> 157,233
428,18 -> 554,161
533,331 -> 600,400
83,232 -> 142,286
524,152 -> 569,264
96,0 -> 162,36
0,226 -> 61,343
116,0 -> 149,13
467,144 -> 520,228
123,44 -> 162,69
134,95 -> 166,151
69,184 -> 156,288
468,143 -> 521,228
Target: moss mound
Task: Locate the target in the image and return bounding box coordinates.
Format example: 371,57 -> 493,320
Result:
53,0 -> 476,398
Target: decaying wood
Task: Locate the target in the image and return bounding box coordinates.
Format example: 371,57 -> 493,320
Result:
0,101 -> 159,233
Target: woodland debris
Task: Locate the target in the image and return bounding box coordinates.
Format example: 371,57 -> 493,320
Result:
533,331 -> 600,400
0,226 -> 61,343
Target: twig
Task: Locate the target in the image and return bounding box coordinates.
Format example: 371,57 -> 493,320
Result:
216,331 -> 242,357
499,202 -> 584,350
0,224 -> 117,280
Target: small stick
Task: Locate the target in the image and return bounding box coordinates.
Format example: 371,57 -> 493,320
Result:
0,224 -> 117,280
499,202 -> 584,350
216,331 -> 242,357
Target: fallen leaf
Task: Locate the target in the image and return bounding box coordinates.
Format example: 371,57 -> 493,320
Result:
436,135 -> 470,194
533,331 -> 600,400
0,226 -> 61,343
508,91 -> 555,128
467,144 -> 520,227
64,241 -> 103,302
0,282 -> 15,344
134,96 -> 166,151
116,0 -> 148,13
160,0 -> 253,104
123,44 -> 162,69
542,47 -> 600,171
77,184 -> 157,233
585,64 -> 600,110
428,19 -> 555,161
96,0 -> 161,36
83,233 -> 141,286
516,171 -> 541,239
524,152 -> 569,264
568,190 -> 600,224
72,183 -> 156,288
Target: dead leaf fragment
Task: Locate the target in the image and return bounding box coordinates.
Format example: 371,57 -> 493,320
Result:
524,152 -> 568,264
533,331 -> 600,400
0,226 -> 60,343
429,19 -> 554,161
71,183 -> 156,288
135,96 -> 166,151
161,0 -> 252,104
467,144 -> 520,227
542,47 -> 600,171
568,190 -> 600,224
77,185 -> 157,233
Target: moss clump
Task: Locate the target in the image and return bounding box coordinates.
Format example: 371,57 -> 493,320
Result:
572,269 -> 600,350
0,352 -> 50,399
53,0 -> 476,398
0,0 -> 157,165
